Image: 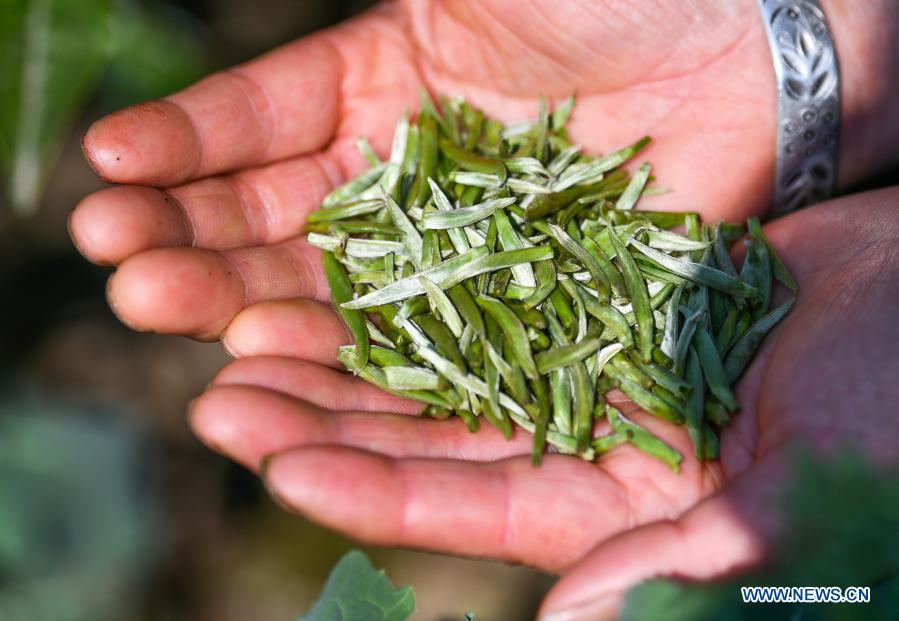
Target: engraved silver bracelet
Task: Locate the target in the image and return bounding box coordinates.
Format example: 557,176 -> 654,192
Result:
757,0 -> 840,217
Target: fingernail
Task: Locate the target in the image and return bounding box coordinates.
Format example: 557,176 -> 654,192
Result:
186,395 -> 205,424
185,398 -> 204,436
539,592 -> 620,621
221,332 -> 238,358
66,209 -> 94,263
81,124 -> 120,183
81,128 -> 103,177
259,452 -> 276,477
260,453 -> 293,512
105,272 -> 142,332
185,396 -> 224,454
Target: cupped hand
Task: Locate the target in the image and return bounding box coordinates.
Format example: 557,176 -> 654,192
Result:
67,1 -> 899,615
70,0 -> 782,341
188,190 -> 898,620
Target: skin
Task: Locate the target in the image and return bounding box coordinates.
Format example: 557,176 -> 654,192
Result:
197,193 -> 899,619
67,1 -> 899,618
69,0 -> 899,341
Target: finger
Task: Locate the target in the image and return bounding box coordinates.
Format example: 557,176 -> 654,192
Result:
190,384 -> 531,471
263,441 -> 718,571
82,34 -> 343,186
70,154 -> 334,264
219,298 -> 727,515
222,301 -> 724,437
263,445 -> 636,570
69,186 -> 192,266
537,458 -> 782,621
223,299 -> 347,365
212,355 -> 420,414
220,298 -> 727,480
760,187 -> 899,285
107,241 -> 326,340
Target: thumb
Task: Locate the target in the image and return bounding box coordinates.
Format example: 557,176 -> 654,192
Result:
538,457 -> 784,621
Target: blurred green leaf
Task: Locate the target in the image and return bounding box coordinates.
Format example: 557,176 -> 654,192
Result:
781,451 -> 899,587
299,550 -> 416,621
620,450 -> 899,621
101,2 -> 207,106
0,387 -> 155,621
0,0 -> 208,217
0,0 -> 112,216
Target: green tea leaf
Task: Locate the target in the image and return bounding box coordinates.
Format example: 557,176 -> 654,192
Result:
308,96 -> 795,473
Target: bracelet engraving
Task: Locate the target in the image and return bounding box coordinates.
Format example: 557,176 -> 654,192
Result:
758,0 -> 840,216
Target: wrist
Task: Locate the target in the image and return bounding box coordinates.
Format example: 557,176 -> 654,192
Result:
821,0 -> 899,188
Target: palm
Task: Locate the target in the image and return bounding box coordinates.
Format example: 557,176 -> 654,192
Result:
336,1 -> 773,219
531,193 -> 899,616
71,0 -> 773,340
189,193 -> 898,599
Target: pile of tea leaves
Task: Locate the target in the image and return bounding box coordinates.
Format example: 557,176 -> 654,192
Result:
305,94 -> 796,471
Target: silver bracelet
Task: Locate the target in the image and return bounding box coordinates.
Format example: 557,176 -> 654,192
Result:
757,0 -> 840,217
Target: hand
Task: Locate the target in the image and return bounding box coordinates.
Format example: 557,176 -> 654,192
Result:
69,0 -> 899,341
188,190 -> 899,620
67,2 -> 898,613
